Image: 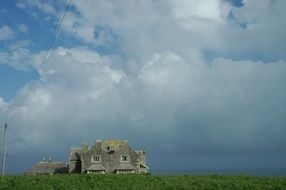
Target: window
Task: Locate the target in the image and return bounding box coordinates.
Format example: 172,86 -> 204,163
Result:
110,145 -> 115,150
116,170 -> 134,174
121,155 -> 129,162
107,145 -> 115,152
91,155 -> 101,163
87,170 -> 105,174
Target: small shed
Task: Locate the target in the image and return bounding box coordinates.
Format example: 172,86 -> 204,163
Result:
25,160 -> 68,175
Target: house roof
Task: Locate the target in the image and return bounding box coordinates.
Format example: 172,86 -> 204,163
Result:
28,161 -> 67,174
99,140 -> 129,152
114,164 -> 136,171
86,164 -> 106,171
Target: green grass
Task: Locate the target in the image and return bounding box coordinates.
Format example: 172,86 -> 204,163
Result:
1,174 -> 286,190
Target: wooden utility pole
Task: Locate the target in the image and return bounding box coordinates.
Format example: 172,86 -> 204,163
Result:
2,123 -> 7,176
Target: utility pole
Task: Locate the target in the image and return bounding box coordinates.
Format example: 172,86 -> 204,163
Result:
2,123 -> 7,176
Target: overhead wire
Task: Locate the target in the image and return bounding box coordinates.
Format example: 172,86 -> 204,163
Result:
7,0 -> 71,125
3,0 -> 72,160
9,126 -> 50,158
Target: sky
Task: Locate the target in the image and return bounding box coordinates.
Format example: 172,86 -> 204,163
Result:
0,0 -> 286,174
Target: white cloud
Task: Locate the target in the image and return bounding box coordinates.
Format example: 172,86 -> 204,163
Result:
19,0 -> 56,15
3,0 -> 286,171
0,25 -> 14,41
66,0 -> 285,62
16,0 -> 57,20
18,24 -> 29,34
139,52 -> 184,87
220,0 -> 286,60
15,0 -> 286,62
0,40 -> 33,70
0,97 -> 8,112
169,0 -> 231,29
4,47 -> 286,156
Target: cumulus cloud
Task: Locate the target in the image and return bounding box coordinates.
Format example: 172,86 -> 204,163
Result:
2,0 -> 285,172
14,0 -> 286,62
4,47 -> 286,157
0,25 -> 14,41
221,0 -> 286,60
0,97 -> 8,111
169,0 -> 231,29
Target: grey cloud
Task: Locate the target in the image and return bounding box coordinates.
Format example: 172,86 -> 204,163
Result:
2,0 -> 286,173
4,50 -> 286,158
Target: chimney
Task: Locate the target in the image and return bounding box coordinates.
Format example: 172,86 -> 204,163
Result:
82,141 -> 88,150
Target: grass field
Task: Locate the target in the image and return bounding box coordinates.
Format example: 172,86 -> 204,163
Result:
1,174 -> 286,190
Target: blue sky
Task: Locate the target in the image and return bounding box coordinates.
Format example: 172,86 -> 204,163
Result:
1,0 -> 286,174
229,0 -> 244,7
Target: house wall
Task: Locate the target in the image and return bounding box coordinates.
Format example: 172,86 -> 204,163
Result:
81,142 -> 109,173
137,150 -> 148,173
68,149 -> 82,173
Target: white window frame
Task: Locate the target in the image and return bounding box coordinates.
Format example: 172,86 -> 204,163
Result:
121,155 -> 130,162
109,145 -> 115,151
91,155 -> 101,163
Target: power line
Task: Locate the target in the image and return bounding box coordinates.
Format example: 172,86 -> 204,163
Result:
7,0 -> 71,125
8,126 -> 51,158
1,0 -> 71,172
36,0 -> 72,73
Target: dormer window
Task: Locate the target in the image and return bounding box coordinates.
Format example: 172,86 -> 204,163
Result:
107,145 -> 115,152
91,155 -> 101,163
121,155 -> 130,162
110,145 -> 115,150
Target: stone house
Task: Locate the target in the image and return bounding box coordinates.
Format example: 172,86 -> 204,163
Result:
69,140 -> 149,174
25,160 -> 68,175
